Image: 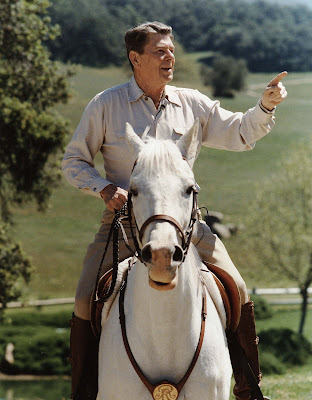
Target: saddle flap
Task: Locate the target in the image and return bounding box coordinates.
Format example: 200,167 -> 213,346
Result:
90,268 -> 113,338
203,262 -> 241,333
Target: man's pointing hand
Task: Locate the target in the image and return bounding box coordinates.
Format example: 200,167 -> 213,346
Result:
261,71 -> 288,111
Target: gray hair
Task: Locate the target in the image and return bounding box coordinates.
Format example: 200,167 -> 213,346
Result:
124,21 -> 173,70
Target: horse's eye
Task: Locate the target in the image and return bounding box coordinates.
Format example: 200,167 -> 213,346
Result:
186,186 -> 194,195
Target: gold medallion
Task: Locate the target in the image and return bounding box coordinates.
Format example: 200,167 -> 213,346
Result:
153,382 -> 179,400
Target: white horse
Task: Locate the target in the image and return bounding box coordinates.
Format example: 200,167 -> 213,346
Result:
97,121 -> 232,400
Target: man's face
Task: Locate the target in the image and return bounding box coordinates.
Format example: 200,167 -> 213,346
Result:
132,33 -> 175,88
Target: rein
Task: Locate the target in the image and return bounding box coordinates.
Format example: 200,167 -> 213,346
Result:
94,203 -> 136,303
119,269 -> 207,400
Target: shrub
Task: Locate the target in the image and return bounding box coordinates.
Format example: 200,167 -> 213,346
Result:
3,309 -> 71,328
250,295 -> 273,320
260,351 -> 286,375
259,328 -> 312,366
200,55 -> 248,98
0,224 -> 33,321
0,327 -> 70,375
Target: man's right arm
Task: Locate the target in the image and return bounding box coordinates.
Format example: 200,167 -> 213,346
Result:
62,95 -> 111,199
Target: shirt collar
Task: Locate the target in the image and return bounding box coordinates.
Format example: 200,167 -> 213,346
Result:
164,85 -> 182,107
128,76 -> 144,102
128,76 -> 182,108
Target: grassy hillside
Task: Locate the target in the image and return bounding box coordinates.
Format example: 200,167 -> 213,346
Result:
12,58 -> 312,300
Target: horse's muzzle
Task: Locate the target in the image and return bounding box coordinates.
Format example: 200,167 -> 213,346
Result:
141,244 -> 183,290
141,243 -> 183,265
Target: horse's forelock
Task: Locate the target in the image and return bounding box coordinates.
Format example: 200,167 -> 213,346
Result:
136,138 -> 186,177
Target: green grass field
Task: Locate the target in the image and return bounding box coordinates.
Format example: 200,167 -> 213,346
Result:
11,56 -> 312,301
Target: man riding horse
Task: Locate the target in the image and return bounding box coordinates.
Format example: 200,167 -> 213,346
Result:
62,21 -> 287,400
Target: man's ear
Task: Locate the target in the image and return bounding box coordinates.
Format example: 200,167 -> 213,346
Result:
129,50 -> 140,69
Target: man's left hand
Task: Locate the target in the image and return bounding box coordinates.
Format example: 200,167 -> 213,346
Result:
261,71 -> 288,111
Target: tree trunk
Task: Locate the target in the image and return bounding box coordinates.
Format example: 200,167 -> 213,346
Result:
298,287 -> 309,335
299,255 -> 312,335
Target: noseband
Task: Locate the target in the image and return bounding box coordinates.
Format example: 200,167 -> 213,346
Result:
127,185 -> 198,264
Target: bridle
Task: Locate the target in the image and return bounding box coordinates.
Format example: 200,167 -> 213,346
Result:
127,156 -> 199,265
94,157 -> 198,304
127,185 -> 198,265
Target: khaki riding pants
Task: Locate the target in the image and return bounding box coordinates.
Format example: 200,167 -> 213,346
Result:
75,210 -> 248,320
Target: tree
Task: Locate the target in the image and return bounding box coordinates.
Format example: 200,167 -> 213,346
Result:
48,0 -> 129,66
243,143 -> 312,335
0,0 -> 73,221
0,0 -> 73,311
47,0 -> 312,71
200,56 -> 248,98
0,224 -> 32,320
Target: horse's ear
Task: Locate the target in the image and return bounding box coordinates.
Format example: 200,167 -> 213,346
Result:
176,118 -> 199,167
125,122 -> 145,159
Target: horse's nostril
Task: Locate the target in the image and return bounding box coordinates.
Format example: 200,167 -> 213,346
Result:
141,244 -> 152,263
173,246 -> 183,262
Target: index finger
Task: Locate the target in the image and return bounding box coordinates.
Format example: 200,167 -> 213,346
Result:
267,71 -> 288,87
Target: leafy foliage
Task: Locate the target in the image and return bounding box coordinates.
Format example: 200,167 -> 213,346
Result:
250,295 -> 273,320
259,351 -> 286,375
0,224 -> 32,319
259,328 -> 312,366
0,0 -> 73,312
243,143 -> 312,334
47,0 -> 312,72
3,308 -> 71,328
0,0 -> 74,221
0,326 -> 70,375
200,56 -> 248,97
0,309 -> 71,375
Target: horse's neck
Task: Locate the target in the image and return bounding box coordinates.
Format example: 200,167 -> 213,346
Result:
124,246 -> 203,352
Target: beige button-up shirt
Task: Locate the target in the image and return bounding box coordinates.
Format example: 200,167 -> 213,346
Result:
62,76 -> 275,198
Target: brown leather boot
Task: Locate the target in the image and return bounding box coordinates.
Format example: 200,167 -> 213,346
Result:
69,314 -> 99,400
227,301 -> 270,400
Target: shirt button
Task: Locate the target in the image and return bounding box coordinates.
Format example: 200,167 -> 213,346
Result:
145,96 -> 148,101
93,188 -> 96,191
